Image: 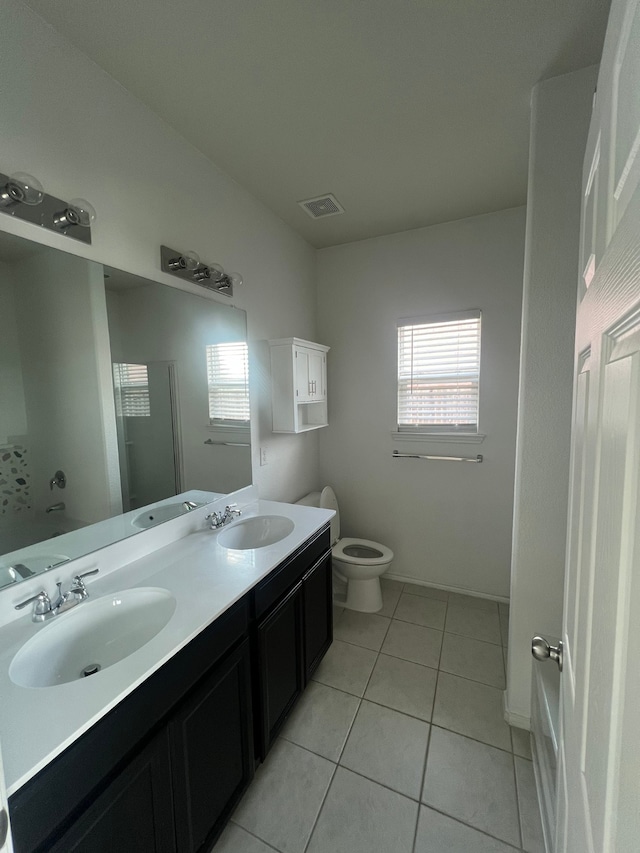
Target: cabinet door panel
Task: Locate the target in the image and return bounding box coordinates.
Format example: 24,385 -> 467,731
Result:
171,640 -> 253,853
303,552 -> 333,681
295,349 -> 312,401
257,582 -> 304,757
49,730 -> 175,853
307,351 -> 325,400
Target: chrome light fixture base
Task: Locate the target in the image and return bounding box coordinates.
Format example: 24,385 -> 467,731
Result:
0,171 -> 94,245
160,245 -> 238,298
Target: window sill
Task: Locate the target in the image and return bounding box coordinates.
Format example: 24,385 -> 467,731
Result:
391,431 -> 486,445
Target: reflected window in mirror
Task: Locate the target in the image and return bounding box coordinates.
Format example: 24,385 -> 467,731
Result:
0,228 -> 252,591
206,342 -> 250,426
113,363 -> 151,417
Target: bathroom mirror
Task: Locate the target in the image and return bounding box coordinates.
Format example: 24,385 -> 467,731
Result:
0,230 -> 251,589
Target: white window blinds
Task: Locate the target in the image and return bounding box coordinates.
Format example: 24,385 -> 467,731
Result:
397,311 -> 481,432
113,363 -> 150,417
206,342 -> 250,424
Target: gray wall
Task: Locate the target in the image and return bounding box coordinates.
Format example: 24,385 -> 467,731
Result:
0,1 -> 320,505
317,207 -> 526,598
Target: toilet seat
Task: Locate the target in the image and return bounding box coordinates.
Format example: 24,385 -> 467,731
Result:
332,537 -> 394,565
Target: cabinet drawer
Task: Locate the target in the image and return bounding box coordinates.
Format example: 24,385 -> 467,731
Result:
253,524 -> 330,619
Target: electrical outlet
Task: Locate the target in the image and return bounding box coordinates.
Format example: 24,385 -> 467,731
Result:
260,447 -> 268,466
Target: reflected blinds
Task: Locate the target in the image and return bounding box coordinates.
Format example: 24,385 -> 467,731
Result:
206,342 -> 250,424
397,311 -> 481,432
113,363 -> 150,417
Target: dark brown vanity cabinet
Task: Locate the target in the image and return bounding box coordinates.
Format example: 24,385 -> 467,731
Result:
9,598 -> 253,853
171,640 -> 253,853
254,526 -> 332,759
48,730 -> 176,853
8,522 -> 332,853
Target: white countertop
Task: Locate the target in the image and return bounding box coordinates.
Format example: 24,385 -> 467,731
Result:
0,496 -> 333,796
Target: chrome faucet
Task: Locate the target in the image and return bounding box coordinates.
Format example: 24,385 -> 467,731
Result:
182,500 -> 198,511
46,501 -> 65,514
15,569 -> 99,622
205,504 -> 241,530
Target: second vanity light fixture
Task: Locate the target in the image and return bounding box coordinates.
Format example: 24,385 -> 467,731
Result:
0,169 -> 96,245
160,245 -> 242,298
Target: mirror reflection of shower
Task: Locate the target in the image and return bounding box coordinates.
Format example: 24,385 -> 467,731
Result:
113,361 -> 182,511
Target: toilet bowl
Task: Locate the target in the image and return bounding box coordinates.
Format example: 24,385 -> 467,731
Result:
297,487 -> 393,613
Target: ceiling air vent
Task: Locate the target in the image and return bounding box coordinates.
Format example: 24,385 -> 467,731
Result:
298,193 -> 345,219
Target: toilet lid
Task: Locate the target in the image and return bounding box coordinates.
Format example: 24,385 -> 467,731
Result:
320,486 -> 340,544
333,537 -> 394,565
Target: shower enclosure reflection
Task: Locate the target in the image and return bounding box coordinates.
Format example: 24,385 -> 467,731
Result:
0,232 -> 251,589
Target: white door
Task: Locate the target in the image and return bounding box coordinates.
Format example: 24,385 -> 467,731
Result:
558,0 -> 640,850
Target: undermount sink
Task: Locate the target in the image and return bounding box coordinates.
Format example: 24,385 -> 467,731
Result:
132,503 -> 197,529
10,587 -> 176,688
217,515 -> 295,550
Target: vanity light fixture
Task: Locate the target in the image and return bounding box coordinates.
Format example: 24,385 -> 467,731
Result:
161,245 -> 242,298
52,198 -> 97,232
0,172 -> 45,208
0,168 -> 96,245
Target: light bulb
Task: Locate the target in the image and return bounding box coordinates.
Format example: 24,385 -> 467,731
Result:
207,263 -> 224,282
53,198 -> 97,230
183,250 -> 200,271
228,272 -> 243,288
68,198 -> 97,227
0,172 -> 44,207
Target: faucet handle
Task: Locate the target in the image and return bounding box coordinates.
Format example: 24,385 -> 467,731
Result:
75,568 -> 99,580
15,590 -> 50,611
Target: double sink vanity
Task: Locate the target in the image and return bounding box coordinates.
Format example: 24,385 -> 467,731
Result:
0,488 -> 334,853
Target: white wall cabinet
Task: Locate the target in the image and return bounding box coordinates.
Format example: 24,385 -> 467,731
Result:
269,338 -> 329,433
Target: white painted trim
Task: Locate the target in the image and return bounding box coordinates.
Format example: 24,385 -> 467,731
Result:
503,690 -> 531,729
391,431 -> 486,444
384,572 -> 509,605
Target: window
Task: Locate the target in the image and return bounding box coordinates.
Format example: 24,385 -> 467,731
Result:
206,341 -> 250,425
397,310 -> 481,433
113,363 -> 150,417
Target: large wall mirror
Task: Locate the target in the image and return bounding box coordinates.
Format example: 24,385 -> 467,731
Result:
0,231 -> 251,590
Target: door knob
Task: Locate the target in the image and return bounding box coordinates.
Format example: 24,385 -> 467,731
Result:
531,636 -> 563,672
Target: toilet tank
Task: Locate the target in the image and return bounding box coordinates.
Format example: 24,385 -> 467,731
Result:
296,488 -> 340,544
295,492 -> 322,508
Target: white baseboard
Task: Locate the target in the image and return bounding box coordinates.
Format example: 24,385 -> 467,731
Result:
503,690 -> 531,729
384,572 -> 510,606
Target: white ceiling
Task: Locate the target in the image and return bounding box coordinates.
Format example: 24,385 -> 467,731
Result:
25,0 -> 610,248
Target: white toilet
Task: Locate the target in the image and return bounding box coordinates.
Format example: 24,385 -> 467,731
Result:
297,486 -> 393,613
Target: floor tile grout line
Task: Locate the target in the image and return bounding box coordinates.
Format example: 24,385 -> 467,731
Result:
318,627 -> 514,750
253,736 -> 524,853
437,661 -> 506,691
512,754 -> 525,851
437,626 -> 503,646
415,804 -> 525,851
411,600 -> 447,851
300,761 -> 339,853
391,613 -> 447,632
442,628 -> 509,649
228,820 -> 284,852
428,722 -> 516,756
413,671 -> 439,851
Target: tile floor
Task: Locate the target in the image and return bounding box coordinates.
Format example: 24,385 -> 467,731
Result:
218,580 -> 544,853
